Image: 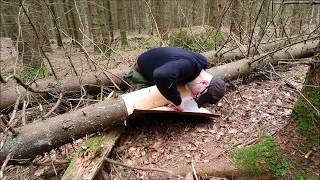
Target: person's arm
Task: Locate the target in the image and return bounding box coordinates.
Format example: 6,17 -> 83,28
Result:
153,59 -> 196,108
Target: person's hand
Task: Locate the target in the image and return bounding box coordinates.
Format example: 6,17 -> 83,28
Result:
167,103 -> 184,112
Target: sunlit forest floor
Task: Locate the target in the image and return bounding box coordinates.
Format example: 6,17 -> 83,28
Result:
1,34 -> 319,179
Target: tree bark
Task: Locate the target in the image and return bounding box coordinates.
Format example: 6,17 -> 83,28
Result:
87,0 -> 102,51
153,0 -> 167,40
0,98 -> 128,162
106,0 -> 114,42
116,0 -> 128,46
97,0 -> 111,52
48,0 -> 63,47
0,68 -> 128,112
69,0 -> 83,44
208,0 -> 221,28
230,0 -> 243,38
0,39 -> 319,163
207,39 -> 319,80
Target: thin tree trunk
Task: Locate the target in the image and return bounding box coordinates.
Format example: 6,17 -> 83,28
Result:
208,0 -> 221,28
291,4 -> 303,34
97,0 -> 111,52
117,0 -> 128,46
20,0 -> 43,67
48,0 -> 63,47
230,0 -> 243,38
258,0 -> 270,38
153,0 -> 167,40
63,0 -> 74,38
87,0 -> 102,51
69,0 -> 83,44
106,0 -> 114,41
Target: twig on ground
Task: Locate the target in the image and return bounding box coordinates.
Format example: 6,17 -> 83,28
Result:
104,158 -> 181,178
8,87 -> 21,124
0,153 -> 12,179
21,100 -> 27,126
0,73 -> 13,83
43,93 -> 63,118
13,76 -> 50,93
0,115 -> 17,136
191,161 -> 199,180
74,86 -> 87,110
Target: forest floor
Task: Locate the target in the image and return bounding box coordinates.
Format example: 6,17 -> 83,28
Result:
0,36 -> 319,179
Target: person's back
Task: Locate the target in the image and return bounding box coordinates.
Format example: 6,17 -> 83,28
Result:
128,47 -> 226,111
137,47 -> 208,83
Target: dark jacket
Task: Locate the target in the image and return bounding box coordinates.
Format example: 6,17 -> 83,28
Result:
137,47 -> 208,105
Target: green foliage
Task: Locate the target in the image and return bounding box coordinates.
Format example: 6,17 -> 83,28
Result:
233,135 -> 292,179
294,171 -> 312,180
17,65 -> 52,81
293,86 -> 320,149
169,27 -> 224,52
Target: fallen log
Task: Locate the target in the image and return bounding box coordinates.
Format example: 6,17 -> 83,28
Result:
172,160 -> 271,179
0,35 -> 303,112
0,68 -> 128,112
0,38 -> 319,163
203,34 -> 317,65
207,38 -> 320,80
61,127 -> 124,180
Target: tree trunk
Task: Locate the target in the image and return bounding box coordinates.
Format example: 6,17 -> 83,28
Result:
207,39 -> 319,80
208,0 -> 221,28
20,0 -> 44,67
0,68 -> 128,112
291,4 -> 303,35
1,39 -> 319,163
69,0 -> 83,44
230,0 -> 243,38
48,0 -> 63,47
153,0 -> 167,40
0,98 -> 128,162
1,1 -> 19,40
87,0 -> 102,51
258,0 -> 270,38
97,0 -> 111,52
116,0 -> 128,46
63,0 -> 75,38
106,0 -> 114,42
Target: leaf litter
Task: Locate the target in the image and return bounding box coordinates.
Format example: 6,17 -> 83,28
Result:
108,65 -> 309,179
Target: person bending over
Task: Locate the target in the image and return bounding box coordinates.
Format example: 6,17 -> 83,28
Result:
127,47 -> 226,111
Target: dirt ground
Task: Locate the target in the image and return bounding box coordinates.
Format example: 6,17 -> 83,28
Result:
107,65 -> 314,179
0,36 -> 319,179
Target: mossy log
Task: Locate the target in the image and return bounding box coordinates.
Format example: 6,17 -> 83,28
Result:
61,127 -> 124,180
0,38 -> 319,163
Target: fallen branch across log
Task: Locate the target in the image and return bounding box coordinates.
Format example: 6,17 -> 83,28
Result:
0,68 -> 128,112
0,38 -> 319,164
